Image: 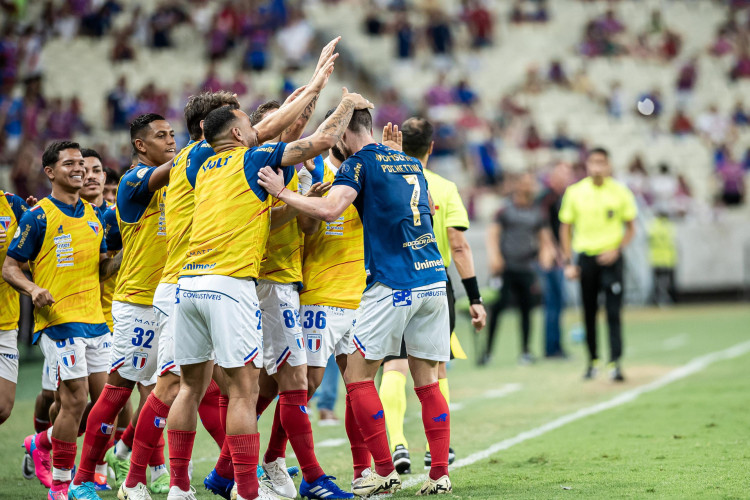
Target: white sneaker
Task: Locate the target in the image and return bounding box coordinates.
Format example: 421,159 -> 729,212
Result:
262,457 -> 297,499
166,485 -> 197,500
416,475 -> 452,495
234,481 -> 282,500
117,482 -> 152,500
351,468 -> 372,490
351,469 -> 401,496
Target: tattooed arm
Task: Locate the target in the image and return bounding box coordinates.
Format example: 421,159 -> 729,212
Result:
280,88 -> 373,167
99,250 -> 123,282
280,93 -> 319,142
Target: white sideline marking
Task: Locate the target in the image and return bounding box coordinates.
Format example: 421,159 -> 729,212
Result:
484,383 -> 523,399
317,438 -> 348,448
402,340 -> 750,489
663,333 -> 689,351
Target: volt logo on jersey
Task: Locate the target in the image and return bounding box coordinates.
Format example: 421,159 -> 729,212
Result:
393,290 -> 412,307
154,417 -> 167,429
132,352 -> 148,370
60,350 -> 76,367
0,216 -> 10,231
307,333 -> 322,353
100,423 -> 114,435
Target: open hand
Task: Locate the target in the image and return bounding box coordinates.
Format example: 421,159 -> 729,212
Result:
342,87 -> 374,111
382,122 -> 402,151
258,166 -> 286,197
306,182 -> 332,198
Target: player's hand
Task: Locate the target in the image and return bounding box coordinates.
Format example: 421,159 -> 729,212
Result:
31,286 -> 55,308
564,264 -> 580,280
306,182 -> 332,198
470,303 -> 487,331
309,52 -> 339,93
258,166 -> 286,197
283,85 -> 307,106
302,158 -> 316,171
311,36 -> 341,78
342,87 -> 374,110
382,122 -> 402,151
26,195 -> 38,206
596,249 -> 620,266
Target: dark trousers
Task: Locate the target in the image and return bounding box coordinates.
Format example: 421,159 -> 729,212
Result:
487,269 -> 535,356
579,254 -> 624,364
542,267 -> 566,356
652,267 -> 675,305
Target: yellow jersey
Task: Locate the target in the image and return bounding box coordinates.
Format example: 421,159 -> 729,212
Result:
259,170 -> 303,284
300,162 -> 366,310
161,140 -> 215,284
182,143 -> 292,278
0,191 -> 26,330
114,165 -> 167,305
97,201 -> 116,331
423,169 -> 470,268
13,198 -> 107,340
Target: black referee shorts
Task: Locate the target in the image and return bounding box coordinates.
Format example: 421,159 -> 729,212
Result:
384,276 -> 456,363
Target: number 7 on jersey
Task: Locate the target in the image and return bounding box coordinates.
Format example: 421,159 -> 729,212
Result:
404,174 -> 422,226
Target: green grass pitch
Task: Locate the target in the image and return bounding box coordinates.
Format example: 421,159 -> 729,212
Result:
1,304 -> 748,499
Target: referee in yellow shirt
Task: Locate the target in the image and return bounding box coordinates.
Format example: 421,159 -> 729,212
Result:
559,147 -> 637,381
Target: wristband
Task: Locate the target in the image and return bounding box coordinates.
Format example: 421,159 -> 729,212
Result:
276,186 -> 287,198
461,276 -> 482,303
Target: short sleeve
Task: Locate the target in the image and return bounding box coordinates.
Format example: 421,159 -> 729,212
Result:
558,189 -> 576,224
104,207 -> 122,252
6,208 -> 45,263
311,155 -> 325,185
333,156 -> 365,193
186,142 -> 216,188
5,193 -> 29,221
621,186 -> 638,221
443,183 -> 470,230
117,166 -> 157,223
243,143 -> 292,200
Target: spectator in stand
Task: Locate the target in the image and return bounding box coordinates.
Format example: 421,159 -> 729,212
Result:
651,164 -> 678,215
709,27 -> 734,57
551,122 -> 578,150
374,88 -> 410,129
675,57 -> 697,104
548,59 -> 569,87
454,79 -> 478,106
426,8 -> 453,70
623,155 -> 650,204
671,108 -> 695,136
202,62 -> 223,92
523,123 -> 544,151
394,12 -> 416,60
660,29 -> 682,60
364,6 -> 385,36
718,159 -> 745,205
44,98 -> 69,140
522,65 -> 543,94
425,73 -> 454,107
228,71 -> 248,97
599,9 -> 625,35
697,104 -> 731,145
732,100 -> 749,126
607,81 -> 624,119
571,66 -> 596,97
462,0 -> 493,47
111,30 -> 136,62
730,49 -> 750,80
276,9 -> 313,69
106,75 -> 132,130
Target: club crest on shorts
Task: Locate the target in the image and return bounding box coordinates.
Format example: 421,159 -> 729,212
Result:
0,216 -> 10,231
307,333 -> 322,353
154,417 -> 167,428
393,289 -> 412,307
295,334 -> 304,350
132,352 -> 148,370
60,350 -> 76,367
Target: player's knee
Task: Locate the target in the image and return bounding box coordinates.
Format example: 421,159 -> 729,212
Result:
154,376 -> 181,405
0,401 -> 13,424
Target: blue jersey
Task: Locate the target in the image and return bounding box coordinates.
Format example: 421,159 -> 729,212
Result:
333,143 -> 447,290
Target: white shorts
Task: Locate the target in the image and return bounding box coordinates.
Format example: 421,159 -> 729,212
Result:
300,305 -> 357,368
257,280 -> 306,375
0,330 -> 19,384
175,275 -> 263,369
39,333 -> 112,387
41,359 -> 56,391
351,282 -> 450,362
109,301 -> 160,382
153,283 -> 181,377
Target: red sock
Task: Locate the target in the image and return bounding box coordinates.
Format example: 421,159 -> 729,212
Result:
346,381 -> 393,477
415,383 -> 450,480
34,416 -> 51,433
51,437 -> 77,487
345,393 -> 371,477
125,393 -> 170,488
278,390 -> 325,482
214,395 -> 234,480
37,428 -> 52,451
199,379 -> 225,448
149,435 -> 165,467
115,426 -> 126,442
263,402 -> 287,463
256,394 -> 274,417
168,430 -> 195,491
121,423 -> 135,449
74,385 -> 132,484
227,433 -> 259,500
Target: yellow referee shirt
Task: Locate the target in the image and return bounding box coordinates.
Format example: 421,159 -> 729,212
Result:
558,177 -> 637,256
424,169 -> 470,268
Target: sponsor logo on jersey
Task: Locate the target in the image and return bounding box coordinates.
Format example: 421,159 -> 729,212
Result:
414,258 -> 444,271
1,352 -> 19,360
60,350 -> 76,367
154,417 -> 167,429
100,423 -> 114,435
0,216 -> 10,231
136,167 -> 148,179
403,233 -> 437,250
307,333 -> 322,353
182,262 -> 217,271
393,289 -> 412,307
432,413 -> 448,423
132,352 -> 148,370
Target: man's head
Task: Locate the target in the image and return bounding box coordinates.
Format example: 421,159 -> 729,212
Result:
586,147 -> 611,181
401,117 -> 434,160
338,108 -> 373,158
549,161 -> 573,194
184,91 -> 240,141
203,105 -> 258,150
250,100 -> 281,127
325,108 -> 346,162
42,141 -> 85,192
514,172 -> 536,199
80,148 -> 105,202
103,167 -> 120,204
130,113 -> 176,166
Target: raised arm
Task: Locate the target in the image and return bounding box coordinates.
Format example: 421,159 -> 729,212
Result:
147,157 -> 175,191
279,89 -> 373,167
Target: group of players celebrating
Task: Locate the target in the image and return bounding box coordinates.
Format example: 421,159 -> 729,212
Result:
0,37 -> 486,500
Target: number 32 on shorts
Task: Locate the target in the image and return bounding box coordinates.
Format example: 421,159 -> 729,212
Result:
131,327 -> 154,348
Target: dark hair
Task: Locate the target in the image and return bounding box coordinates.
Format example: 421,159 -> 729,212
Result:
347,109 -> 372,133
80,148 -> 102,162
42,141 -> 80,168
401,117 -> 434,158
104,167 -> 120,185
203,105 -> 240,146
324,108 -> 336,120
588,147 -> 609,159
250,100 -> 281,126
184,91 -> 240,141
130,113 -> 166,152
